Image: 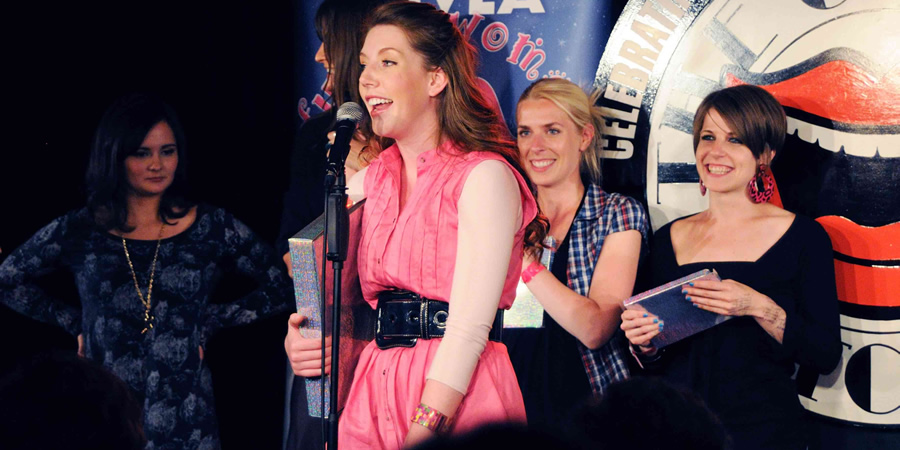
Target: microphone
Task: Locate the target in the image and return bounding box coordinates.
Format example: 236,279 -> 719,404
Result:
327,102 -> 365,172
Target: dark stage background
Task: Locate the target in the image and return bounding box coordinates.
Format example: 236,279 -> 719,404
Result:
2,1 -> 302,448
4,1 -> 896,449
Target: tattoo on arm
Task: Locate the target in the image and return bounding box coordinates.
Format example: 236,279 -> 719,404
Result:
762,306 -> 786,332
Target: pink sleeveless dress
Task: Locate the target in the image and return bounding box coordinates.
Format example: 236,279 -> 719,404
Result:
338,142 -> 536,449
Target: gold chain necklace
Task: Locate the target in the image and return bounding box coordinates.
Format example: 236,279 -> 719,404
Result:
122,223 -> 165,334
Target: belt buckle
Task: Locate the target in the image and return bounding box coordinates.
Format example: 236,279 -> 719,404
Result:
375,291 -> 420,350
425,302 -> 449,339
375,332 -> 417,349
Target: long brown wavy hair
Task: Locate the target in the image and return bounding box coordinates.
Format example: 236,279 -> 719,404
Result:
361,1 -> 548,255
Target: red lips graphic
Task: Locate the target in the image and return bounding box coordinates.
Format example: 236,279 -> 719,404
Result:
725,56 -> 899,317
726,60 -> 900,127
817,216 -> 900,309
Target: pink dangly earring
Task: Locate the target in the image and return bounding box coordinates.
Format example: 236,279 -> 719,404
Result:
699,179 -> 707,196
748,164 -> 775,203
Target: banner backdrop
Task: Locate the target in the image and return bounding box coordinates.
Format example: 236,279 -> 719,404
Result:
292,0 -> 899,446
594,0 -> 899,437
295,0 -> 620,131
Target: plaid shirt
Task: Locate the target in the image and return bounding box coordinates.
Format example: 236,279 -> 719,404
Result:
566,184 -> 648,395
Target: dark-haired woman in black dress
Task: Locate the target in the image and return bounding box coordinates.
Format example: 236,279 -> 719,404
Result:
0,93 -> 292,449
621,85 -> 841,450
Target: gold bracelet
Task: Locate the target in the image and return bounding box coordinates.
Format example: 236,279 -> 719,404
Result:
410,403 -> 453,434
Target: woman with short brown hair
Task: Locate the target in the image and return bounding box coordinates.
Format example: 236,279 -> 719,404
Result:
621,84 -> 840,450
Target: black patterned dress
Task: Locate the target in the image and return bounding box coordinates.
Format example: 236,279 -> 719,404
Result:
0,204 -> 293,449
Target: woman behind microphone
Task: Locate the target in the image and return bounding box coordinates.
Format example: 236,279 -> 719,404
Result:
277,0 -> 392,266
287,2 -> 547,448
508,78 -> 647,427
279,2 -> 393,449
620,84 -> 841,450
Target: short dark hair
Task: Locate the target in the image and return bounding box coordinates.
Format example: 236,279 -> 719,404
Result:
0,352 -> 146,449
412,423 -> 577,450
86,93 -> 194,231
692,84 -> 786,160
567,377 -> 730,450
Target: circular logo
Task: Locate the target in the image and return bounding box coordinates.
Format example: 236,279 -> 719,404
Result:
594,0 -> 899,427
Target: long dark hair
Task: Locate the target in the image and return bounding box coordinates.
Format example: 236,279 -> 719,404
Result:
86,93 -> 194,231
314,0 -> 394,109
363,2 -> 548,254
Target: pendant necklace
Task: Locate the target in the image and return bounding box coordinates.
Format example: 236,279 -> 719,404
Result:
122,223 -> 165,334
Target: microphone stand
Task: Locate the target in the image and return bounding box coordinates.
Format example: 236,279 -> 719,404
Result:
318,102 -> 362,449
323,159 -> 349,450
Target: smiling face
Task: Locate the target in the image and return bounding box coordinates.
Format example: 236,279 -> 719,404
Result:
695,109 -> 770,196
516,98 -> 592,189
124,121 -> 178,198
358,24 -> 446,146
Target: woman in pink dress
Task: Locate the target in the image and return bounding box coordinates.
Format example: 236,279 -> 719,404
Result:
285,2 -> 546,448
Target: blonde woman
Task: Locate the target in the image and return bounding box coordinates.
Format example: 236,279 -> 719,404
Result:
509,78 -> 648,427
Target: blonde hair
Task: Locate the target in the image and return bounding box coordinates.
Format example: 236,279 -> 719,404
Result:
517,78 -> 605,185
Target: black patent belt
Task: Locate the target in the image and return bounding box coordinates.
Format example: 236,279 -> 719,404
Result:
375,290 -> 504,350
